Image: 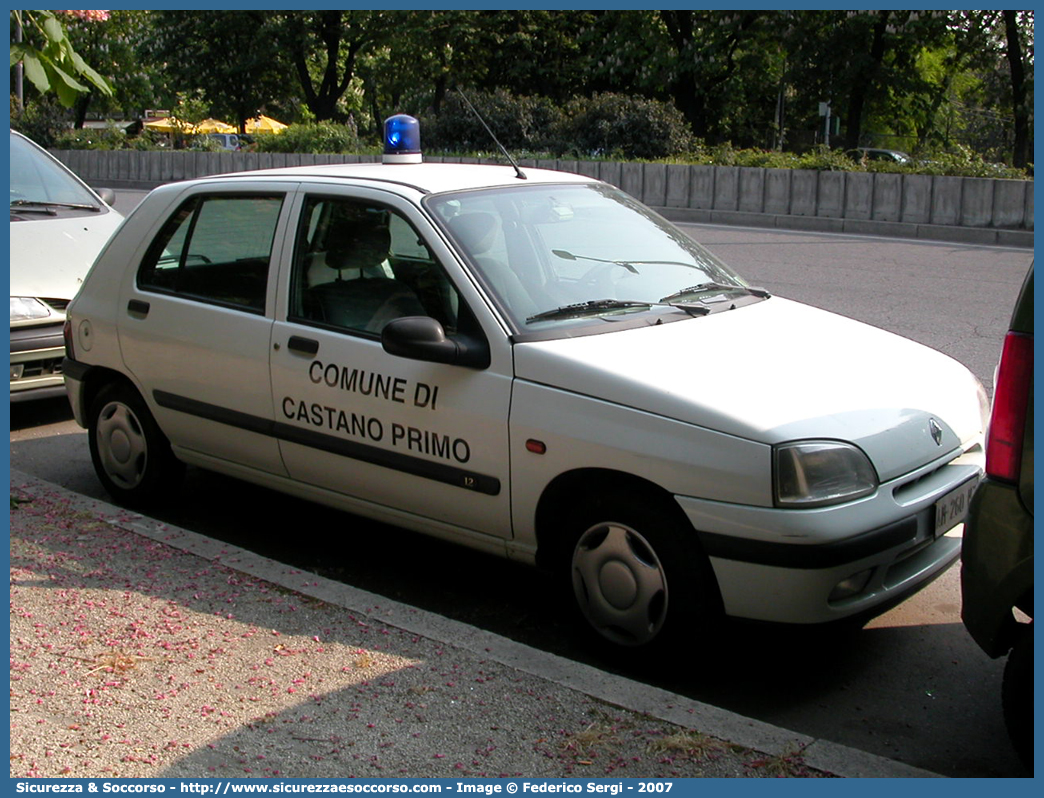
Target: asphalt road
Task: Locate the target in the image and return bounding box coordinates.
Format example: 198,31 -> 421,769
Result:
10,192 -> 1034,777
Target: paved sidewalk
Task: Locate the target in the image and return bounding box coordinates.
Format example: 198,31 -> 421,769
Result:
9,471 -> 941,779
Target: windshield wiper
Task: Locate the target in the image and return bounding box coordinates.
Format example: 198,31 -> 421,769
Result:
11,199 -> 101,213
526,297 -> 714,324
660,282 -> 770,304
553,249 -> 703,273
526,299 -> 655,324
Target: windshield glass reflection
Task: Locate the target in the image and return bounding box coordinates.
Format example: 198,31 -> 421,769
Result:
428,183 -> 750,331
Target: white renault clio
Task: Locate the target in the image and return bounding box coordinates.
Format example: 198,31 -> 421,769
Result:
64,116 -> 987,652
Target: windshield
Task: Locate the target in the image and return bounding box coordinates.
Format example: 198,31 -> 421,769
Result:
10,131 -> 102,211
427,182 -> 754,333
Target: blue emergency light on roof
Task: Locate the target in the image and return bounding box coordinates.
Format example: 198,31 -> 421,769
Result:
383,114 -> 422,164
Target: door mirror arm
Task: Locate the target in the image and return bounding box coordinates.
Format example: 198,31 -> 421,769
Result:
382,316 -> 491,369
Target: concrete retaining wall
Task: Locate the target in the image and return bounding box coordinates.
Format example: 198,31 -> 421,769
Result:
54,149 -> 1034,247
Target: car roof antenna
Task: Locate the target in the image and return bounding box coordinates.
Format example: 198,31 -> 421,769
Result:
456,87 -> 527,180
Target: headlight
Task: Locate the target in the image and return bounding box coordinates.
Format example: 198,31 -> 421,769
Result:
10,297 -> 53,323
774,441 -> 878,508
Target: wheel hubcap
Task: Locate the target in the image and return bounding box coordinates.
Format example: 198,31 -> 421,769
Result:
599,560 -> 638,610
571,522 -> 668,647
96,401 -> 148,489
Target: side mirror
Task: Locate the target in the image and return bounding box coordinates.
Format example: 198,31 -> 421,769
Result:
95,187 -> 117,206
382,316 -> 490,369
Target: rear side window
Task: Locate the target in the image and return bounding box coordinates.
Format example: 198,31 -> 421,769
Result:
138,194 -> 284,313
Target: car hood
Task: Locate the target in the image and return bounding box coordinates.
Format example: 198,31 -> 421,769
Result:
514,297 -> 985,482
9,211 -> 123,301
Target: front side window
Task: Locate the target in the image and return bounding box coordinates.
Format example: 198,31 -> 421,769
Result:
138,194 -> 284,313
289,196 -> 464,336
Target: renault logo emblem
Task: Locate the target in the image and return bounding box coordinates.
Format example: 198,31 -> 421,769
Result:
929,418 -> 944,446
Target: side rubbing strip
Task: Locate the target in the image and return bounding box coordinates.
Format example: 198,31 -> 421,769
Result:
274,422 -> 500,495
152,390 -> 500,496
154,390 -> 274,436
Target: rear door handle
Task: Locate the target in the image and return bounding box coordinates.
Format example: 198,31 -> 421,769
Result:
288,336 -> 319,356
127,299 -> 150,316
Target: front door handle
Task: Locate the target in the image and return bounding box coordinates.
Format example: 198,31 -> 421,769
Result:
288,336 -> 319,356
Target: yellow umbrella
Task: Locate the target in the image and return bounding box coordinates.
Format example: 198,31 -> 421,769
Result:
143,116 -> 197,134
195,118 -> 236,134
243,114 -> 288,134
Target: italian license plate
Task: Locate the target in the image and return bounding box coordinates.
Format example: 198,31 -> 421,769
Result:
934,478 -> 978,537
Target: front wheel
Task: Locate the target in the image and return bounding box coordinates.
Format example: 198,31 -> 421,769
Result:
88,381 -> 183,507
1002,622 -> 1033,771
565,487 -> 722,653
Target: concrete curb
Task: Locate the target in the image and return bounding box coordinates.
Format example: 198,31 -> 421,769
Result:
10,469 -> 943,778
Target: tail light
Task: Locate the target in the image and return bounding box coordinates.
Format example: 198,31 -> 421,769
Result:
985,331 -> 1033,482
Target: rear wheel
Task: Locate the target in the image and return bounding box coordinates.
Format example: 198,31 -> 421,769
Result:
88,381 -> 183,507
565,486 -> 722,653
1002,622 -> 1033,771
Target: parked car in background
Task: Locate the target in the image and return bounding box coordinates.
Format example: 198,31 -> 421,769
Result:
961,263 -> 1034,771
9,129 -> 124,401
847,147 -> 911,164
204,132 -> 241,151
193,132 -> 256,151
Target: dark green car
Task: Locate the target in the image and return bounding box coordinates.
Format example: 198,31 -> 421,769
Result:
961,263 -> 1034,771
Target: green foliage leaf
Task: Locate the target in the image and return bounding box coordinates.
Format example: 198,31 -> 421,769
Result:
11,9 -> 114,105
10,42 -> 31,68
41,13 -> 65,45
19,51 -> 53,96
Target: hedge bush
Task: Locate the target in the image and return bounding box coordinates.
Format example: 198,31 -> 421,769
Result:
10,96 -> 70,148
252,120 -> 362,154
421,90 -> 699,161
421,90 -> 562,156
554,93 -> 698,160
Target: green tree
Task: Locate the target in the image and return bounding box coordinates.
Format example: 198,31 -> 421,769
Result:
782,11 -> 954,151
1003,10 -> 1033,168
12,8 -> 1028,165
467,10 -> 597,103
270,10 -> 390,123
350,10 -> 587,134
903,11 -> 998,151
62,10 -> 159,127
922,10 -> 1034,166
353,11 -> 479,136
146,11 -> 288,131
576,11 -> 782,147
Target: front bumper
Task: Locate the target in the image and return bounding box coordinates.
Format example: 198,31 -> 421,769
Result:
676,448 -> 982,624
10,321 -> 66,401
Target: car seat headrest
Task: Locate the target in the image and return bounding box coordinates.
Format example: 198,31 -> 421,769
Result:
326,223 -> 391,273
448,213 -> 497,257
